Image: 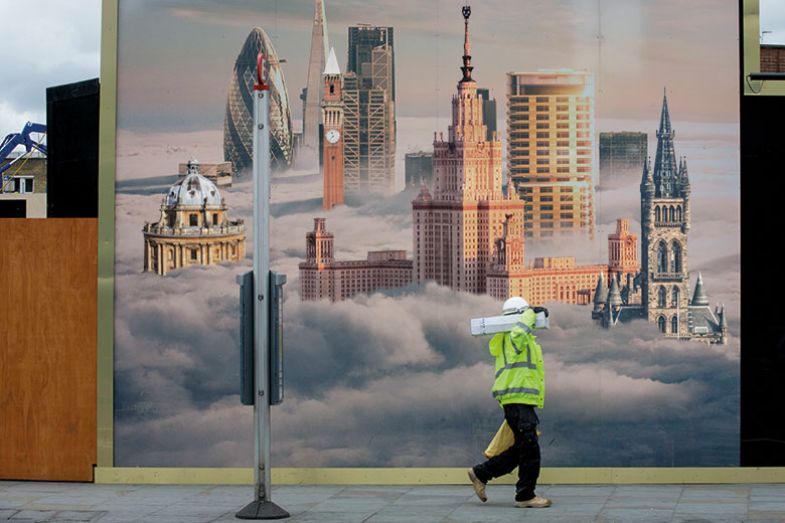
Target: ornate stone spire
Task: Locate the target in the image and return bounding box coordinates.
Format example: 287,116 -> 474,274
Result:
460,4 -> 474,83
653,88 -> 679,198
692,272 -> 709,306
608,274 -> 622,308
593,272 -> 608,310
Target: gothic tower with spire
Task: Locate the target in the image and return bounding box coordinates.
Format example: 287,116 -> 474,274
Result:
640,90 -> 692,338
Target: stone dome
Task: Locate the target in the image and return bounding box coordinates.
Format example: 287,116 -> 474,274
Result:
166,160 -> 223,208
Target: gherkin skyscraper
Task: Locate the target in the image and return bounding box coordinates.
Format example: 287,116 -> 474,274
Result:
224,27 -> 293,172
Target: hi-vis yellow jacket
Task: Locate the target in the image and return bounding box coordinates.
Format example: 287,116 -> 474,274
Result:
489,308 -> 545,408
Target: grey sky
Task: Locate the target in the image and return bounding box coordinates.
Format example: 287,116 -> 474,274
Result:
0,0 -> 100,135
761,0 -> 785,43
116,0 -> 740,133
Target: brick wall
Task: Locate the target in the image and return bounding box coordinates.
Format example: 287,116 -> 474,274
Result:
761,45 -> 785,73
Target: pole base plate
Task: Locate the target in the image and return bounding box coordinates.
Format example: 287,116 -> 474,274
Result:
236,500 -> 290,520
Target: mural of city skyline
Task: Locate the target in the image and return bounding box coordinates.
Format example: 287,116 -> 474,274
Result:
113,0 -> 740,468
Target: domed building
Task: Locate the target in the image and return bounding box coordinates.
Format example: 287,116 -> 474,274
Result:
143,160 -> 246,275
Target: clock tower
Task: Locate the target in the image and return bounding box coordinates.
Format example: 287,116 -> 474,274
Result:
322,47 -> 344,210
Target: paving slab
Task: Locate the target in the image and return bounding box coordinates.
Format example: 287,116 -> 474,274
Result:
0,481 -> 784,522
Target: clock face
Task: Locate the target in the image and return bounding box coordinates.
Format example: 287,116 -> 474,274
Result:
326,129 -> 341,144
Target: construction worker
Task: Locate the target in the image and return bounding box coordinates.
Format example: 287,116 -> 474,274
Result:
468,296 -> 552,508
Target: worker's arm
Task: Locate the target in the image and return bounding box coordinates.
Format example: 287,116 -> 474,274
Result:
489,333 -> 504,356
509,308 -> 536,352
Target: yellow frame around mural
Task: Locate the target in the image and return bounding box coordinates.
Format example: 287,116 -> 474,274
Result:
744,0 -> 785,96
97,0 -> 785,485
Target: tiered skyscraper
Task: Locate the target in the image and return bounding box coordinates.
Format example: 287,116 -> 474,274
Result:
592,91 -> 727,344
224,28 -> 293,172
412,5 -> 524,293
301,0 -> 329,167
343,26 -> 396,193
507,71 -> 595,238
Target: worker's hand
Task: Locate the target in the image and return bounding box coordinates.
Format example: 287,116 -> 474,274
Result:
533,306 -> 549,317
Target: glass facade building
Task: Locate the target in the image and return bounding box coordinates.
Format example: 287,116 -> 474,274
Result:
224,27 -> 293,173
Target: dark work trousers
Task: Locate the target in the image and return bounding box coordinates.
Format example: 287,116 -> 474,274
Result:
473,403 -> 541,501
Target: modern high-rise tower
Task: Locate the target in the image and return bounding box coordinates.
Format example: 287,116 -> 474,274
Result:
343,25 -> 396,193
302,0 -> 329,165
412,5 -> 524,293
224,28 -> 293,172
506,71 -> 596,238
476,88 -> 497,143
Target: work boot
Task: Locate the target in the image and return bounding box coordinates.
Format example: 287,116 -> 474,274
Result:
514,495 -> 552,508
467,468 -> 487,502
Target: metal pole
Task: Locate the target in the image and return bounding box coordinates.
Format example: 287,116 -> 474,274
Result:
254,62 -> 272,506
236,53 -> 288,521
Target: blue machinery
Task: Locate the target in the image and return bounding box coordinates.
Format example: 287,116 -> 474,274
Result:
236,54 -> 290,521
0,122 -> 47,191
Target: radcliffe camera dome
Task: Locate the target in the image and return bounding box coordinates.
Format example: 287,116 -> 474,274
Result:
224,27 -> 293,173
165,160 -> 223,208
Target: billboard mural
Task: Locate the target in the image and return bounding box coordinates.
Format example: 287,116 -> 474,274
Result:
114,0 -> 740,467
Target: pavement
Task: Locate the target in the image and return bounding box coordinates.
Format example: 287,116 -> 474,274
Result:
1,481 -> 785,523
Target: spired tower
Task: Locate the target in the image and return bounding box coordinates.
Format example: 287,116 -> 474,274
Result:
302,0 -> 329,163
322,48 -> 344,210
640,90 -> 692,337
412,5 -> 524,293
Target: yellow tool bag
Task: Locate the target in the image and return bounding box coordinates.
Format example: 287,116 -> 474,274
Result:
483,420 -> 542,458
483,420 -> 515,458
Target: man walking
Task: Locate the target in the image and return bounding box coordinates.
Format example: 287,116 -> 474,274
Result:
468,296 -> 551,508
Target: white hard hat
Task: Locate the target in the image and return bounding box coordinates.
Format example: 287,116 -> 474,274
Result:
502,296 -> 529,315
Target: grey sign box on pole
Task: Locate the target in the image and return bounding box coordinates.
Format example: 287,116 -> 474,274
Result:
239,271 -> 255,406
239,270 -> 285,407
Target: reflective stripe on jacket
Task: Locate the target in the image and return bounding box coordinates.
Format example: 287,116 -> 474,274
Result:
489,308 -> 545,408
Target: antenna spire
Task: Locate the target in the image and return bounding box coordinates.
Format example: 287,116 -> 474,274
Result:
460,4 -> 474,83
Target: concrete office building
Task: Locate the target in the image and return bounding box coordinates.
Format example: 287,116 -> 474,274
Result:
343,25 -> 396,193
507,70 -> 596,238
477,88 -> 498,142
404,152 -> 433,188
599,132 -> 647,187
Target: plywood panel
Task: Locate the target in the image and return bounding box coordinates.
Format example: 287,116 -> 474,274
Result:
0,218 -> 97,481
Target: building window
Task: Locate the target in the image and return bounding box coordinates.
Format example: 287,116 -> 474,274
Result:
655,207 -> 661,222
213,213 -> 219,225
14,177 -> 34,193
658,286 -> 667,307
671,316 -> 679,333
671,242 -> 682,273
672,286 -> 680,307
657,241 -> 667,272
190,214 -> 198,226
658,316 -> 667,333
190,249 -> 198,261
